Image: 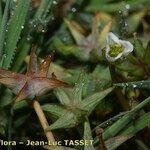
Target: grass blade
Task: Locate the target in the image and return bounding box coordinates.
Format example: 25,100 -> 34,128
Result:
0,0 -> 10,61
2,0 -> 31,69
12,37 -> 30,71
102,96 -> 150,140
84,120 -> 95,150
114,80 -> 150,90
120,112 -> 150,135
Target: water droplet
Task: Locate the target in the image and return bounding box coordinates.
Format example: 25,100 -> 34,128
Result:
118,10 -> 122,14
125,83 -> 129,87
125,4 -> 130,10
44,20 -> 48,24
124,22 -> 128,27
10,11 -> 14,17
75,88 -> 79,92
3,54 -> 7,58
41,29 -> 45,33
21,26 -> 24,29
27,36 -> 31,41
132,84 -> 137,88
52,1 -> 57,5
33,24 -> 37,28
51,16 -> 55,21
71,8 -> 76,13
6,29 -> 8,32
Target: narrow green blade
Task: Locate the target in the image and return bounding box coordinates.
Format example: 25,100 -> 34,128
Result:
3,0 -> 31,68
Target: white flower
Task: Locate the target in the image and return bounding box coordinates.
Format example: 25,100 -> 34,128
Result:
105,32 -> 133,62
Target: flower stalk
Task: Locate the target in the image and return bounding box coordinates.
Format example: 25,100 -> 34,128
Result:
33,100 -> 55,143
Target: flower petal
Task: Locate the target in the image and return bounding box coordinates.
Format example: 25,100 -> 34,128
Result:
105,32 -> 134,62
119,40 -> 133,56
106,32 -> 120,45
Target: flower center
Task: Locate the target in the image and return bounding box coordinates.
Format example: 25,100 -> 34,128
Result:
109,44 -> 124,57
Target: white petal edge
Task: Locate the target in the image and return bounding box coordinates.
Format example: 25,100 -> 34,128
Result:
106,32 -> 120,45
119,40 -> 133,56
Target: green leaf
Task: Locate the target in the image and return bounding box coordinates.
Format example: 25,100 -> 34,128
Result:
14,114 -> 30,128
114,80 -> 150,90
116,63 -> 144,77
0,89 -> 13,107
102,112 -> 132,141
58,44 -> 90,61
105,135 -> 133,150
102,96 -> 150,140
0,110 -> 8,136
120,112 -> 150,135
42,104 -> 67,118
106,112 -> 150,149
3,0 -> 31,68
94,96 -> 150,146
0,0 -> 3,27
12,37 -> 30,71
48,62 -> 71,80
85,0 -> 150,12
128,11 -> 145,32
41,0 -> 53,20
135,140 -> 150,150
13,100 -> 28,111
54,88 -> 71,106
92,65 -> 111,81
34,0 -> 50,20
84,120 -> 95,150
133,37 -> 145,59
81,87 -> 113,114
49,112 -> 78,130
73,72 -> 86,103
0,125 -> 5,136
144,41 -> 150,64
64,19 -> 86,46
0,0 -> 10,61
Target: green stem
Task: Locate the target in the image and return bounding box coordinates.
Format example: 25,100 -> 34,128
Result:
109,64 -> 130,110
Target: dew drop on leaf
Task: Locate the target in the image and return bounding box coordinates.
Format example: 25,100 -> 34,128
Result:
51,16 -> 55,21
53,1 -> 57,5
3,54 -> 7,58
21,26 -> 24,29
13,0 -> 18,3
125,4 -> 130,10
71,8 -> 76,13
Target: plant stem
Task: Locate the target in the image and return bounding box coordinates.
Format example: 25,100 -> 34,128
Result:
109,64 -> 130,110
33,100 -> 55,143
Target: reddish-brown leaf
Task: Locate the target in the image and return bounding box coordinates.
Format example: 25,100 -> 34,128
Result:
0,48 -> 68,103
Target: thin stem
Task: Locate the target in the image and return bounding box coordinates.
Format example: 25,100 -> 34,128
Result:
109,64 -> 130,110
33,100 -> 55,143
